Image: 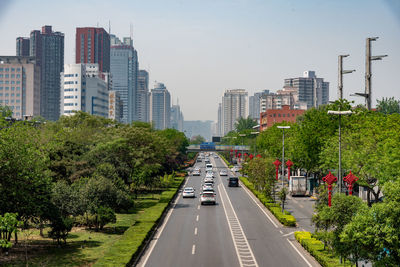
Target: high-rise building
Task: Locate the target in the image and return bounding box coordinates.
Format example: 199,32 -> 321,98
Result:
221,89 -> 248,136
249,90 -> 269,122
150,82 -> 171,130
0,56 -> 40,119
16,37 -> 30,57
110,36 -> 139,124
109,90 -> 123,122
75,27 -> 110,73
260,88 -> 307,113
284,71 -> 329,109
137,70 -> 149,122
26,25 -> 64,121
217,103 -> 222,136
171,103 -> 184,131
60,63 -> 108,118
183,120 -> 213,141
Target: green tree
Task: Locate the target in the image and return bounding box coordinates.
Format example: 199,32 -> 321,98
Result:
190,135 -> 206,144
376,97 -> 400,114
235,116 -> 257,132
0,213 -> 22,252
246,157 -> 275,199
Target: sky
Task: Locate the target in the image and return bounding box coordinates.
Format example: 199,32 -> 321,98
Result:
0,0 -> 399,121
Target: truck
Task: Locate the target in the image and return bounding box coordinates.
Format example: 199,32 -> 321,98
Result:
289,176 -> 307,196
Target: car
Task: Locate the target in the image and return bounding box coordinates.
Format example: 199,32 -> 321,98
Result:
231,166 -> 240,172
228,177 -> 239,187
219,170 -> 228,176
214,155 -> 219,158
200,192 -> 216,205
182,187 -> 195,198
194,167 -> 201,172
205,172 -> 214,178
205,163 -> 213,172
204,177 -> 214,183
192,170 -> 200,176
196,158 -> 202,162
202,183 -> 214,192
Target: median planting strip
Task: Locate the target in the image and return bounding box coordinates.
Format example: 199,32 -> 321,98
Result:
94,177 -> 184,267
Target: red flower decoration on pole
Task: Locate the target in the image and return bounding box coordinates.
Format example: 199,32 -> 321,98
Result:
343,171 -> 358,196
286,159 -> 293,181
256,154 -> 261,158
273,159 -> 281,181
323,171 -> 337,207
249,154 -> 254,160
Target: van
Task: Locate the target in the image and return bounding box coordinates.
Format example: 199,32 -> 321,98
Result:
228,177 -> 239,187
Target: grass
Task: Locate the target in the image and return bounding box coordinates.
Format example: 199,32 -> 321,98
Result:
0,178 -> 184,267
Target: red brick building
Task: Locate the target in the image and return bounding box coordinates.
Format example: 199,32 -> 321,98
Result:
260,105 -> 305,131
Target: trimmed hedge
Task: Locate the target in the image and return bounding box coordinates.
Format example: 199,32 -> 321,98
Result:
94,177 -> 185,267
218,153 -> 233,168
295,231 -> 354,267
239,176 -> 297,227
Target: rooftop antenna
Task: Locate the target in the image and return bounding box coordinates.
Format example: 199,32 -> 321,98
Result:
130,22 -> 133,42
108,20 -> 111,34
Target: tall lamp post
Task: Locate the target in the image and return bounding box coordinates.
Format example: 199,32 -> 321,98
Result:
250,131 -> 259,155
327,110 -> 352,193
277,126 -> 290,188
239,133 -> 246,162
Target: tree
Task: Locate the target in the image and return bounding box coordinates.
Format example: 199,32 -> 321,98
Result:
235,116 -> 257,132
0,213 -> 22,252
246,157 -> 275,199
190,135 -> 206,145
376,97 -> 400,115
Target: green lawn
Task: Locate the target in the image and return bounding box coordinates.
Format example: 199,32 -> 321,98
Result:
0,179 -> 183,267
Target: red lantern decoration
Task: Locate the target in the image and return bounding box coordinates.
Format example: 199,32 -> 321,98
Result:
238,153 -> 241,158
256,154 -> 261,158
273,159 -> 281,181
249,154 -> 254,160
323,171 -> 337,207
344,171 -> 358,196
286,160 -> 293,181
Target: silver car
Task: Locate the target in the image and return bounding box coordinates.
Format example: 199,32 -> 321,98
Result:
182,187 -> 195,198
200,192 -> 216,205
219,170 -> 228,176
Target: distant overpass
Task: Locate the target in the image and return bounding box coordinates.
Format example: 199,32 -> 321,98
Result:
187,144 -> 250,152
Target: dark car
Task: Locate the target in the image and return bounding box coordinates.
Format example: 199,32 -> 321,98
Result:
228,177 -> 239,187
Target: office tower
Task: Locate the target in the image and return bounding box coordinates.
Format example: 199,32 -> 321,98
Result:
150,82 -> 171,130
16,37 -> 30,56
109,90 -> 123,122
0,56 -> 40,119
137,70 -> 149,122
221,89 -> 248,136
260,88 -> 307,113
110,36 -> 138,123
183,120 -> 213,141
284,71 -> 329,108
217,103 -> 222,136
75,27 -> 110,73
171,103 -> 184,131
249,90 -> 269,122
29,25 -> 64,121
60,63 -> 108,118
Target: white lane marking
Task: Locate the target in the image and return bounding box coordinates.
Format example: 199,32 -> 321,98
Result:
192,244 -> 196,255
197,205 -> 200,210
299,204 -> 304,208
139,177 -> 186,267
287,238 -> 312,267
283,231 -> 295,237
240,181 -> 279,228
194,227 -> 198,235
219,183 -> 259,267
196,215 -> 199,222
279,230 -> 283,234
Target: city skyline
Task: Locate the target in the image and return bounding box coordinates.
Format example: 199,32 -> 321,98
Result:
0,0 -> 399,121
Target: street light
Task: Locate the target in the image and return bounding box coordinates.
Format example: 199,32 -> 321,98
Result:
277,126 -> 290,189
250,131 -> 259,155
327,110 -> 352,193
239,134 -> 246,162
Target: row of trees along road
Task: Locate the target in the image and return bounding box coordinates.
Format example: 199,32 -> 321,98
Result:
223,98 -> 400,265
0,109 -> 189,249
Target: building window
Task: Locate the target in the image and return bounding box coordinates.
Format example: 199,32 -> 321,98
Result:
273,113 -> 276,117
11,68 -> 15,72
292,114 -> 295,117
0,74 -> 3,78
11,74 -> 15,78
17,68 -> 21,72
283,114 -> 285,117
16,87 -> 20,90
278,114 -> 281,117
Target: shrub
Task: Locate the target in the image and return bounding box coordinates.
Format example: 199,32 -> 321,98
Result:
96,206 -> 117,230
48,216 -> 74,245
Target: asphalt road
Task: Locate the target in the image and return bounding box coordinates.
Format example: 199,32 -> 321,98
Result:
137,154 -> 320,267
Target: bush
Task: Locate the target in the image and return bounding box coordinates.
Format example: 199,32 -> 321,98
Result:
295,231 -> 347,267
96,206 -> 117,230
48,216 -> 74,245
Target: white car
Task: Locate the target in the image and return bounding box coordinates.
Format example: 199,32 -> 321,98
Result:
205,172 -> 214,178
219,170 -> 228,176
200,192 -> 216,205
182,187 -> 195,198
204,177 -> 214,183
202,183 -> 214,192
192,170 -> 200,176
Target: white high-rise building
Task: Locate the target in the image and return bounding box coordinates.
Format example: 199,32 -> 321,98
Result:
249,90 -> 269,122
150,82 -> 171,130
60,63 -> 108,118
221,89 -> 248,136
137,70 -> 150,122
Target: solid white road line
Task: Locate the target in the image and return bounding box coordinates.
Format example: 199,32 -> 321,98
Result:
283,231 -> 295,237
279,230 -> 283,234
192,244 -> 196,255
287,238 -> 312,267
194,227 -> 198,235
197,205 -> 200,210
196,215 -> 199,222
299,204 -> 304,208
240,181 -> 279,228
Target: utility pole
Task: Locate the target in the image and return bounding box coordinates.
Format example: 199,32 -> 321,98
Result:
338,55 -> 355,100
354,37 -> 387,109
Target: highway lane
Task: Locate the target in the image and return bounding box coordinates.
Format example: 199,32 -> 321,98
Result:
138,153 -> 319,267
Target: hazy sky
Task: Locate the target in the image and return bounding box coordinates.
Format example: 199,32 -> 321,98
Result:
1,0 -> 399,121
